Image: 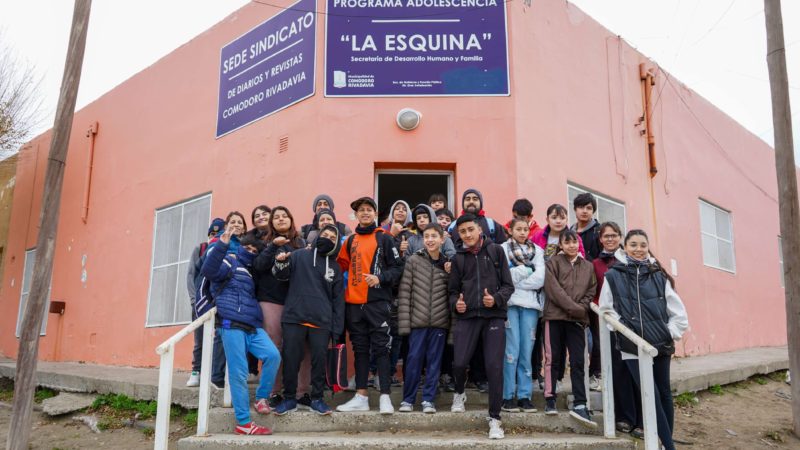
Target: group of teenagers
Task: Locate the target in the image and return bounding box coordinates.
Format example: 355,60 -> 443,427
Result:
184,188 -> 689,448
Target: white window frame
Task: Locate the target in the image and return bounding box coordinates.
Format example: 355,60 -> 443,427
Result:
16,248 -> 50,338
778,236 -> 784,288
566,183 -> 627,232
374,169 -> 455,213
145,193 -> 212,328
698,199 -> 736,274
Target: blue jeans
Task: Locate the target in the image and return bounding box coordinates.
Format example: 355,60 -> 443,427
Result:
218,327 -> 280,425
191,310 -> 226,384
503,306 -> 538,400
402,328 -> 446,404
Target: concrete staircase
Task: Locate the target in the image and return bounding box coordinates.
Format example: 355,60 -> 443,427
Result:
177,387 -> 635,449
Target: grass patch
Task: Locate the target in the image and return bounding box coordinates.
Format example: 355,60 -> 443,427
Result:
709,384 -> 723,395
674,392 -> 698,407
763,430 -> 784,442
183,409 -> 198,428
141,427 -> 155,437
754,376 -> 769,385
34,388 -> 56,403
0,378 -> 13,402
91,393 -> 158,419
768,371 -> 788,383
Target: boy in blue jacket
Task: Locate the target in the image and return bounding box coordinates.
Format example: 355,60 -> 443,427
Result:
201,223 -> 281,435
272,224 -> 345,416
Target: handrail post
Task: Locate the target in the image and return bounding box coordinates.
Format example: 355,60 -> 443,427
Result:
638,347 -> 659,450
223,366 -> 232,407
154,348 -> 174,450
599,313 -> 615,438
584,327 -> 591,411
196,309 -> 215,436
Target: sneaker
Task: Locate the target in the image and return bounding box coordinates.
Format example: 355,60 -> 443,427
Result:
589,375 -> 602,392
336,393 -> 370,412
390,377 -> 402,387
544,398 -> 558,415
186,371 -> 200,387
398,401 -> 413,412
517,398 -> 537,413
501,399 -> 519,412
445,380 -> 456,392
379,394 -> 394,415
247,373 -> 259,384
487,417 -> 504,439
569,406 -> 597,428
630,427 -> 644,439
310,398 -> 333,416
234,421 -> 272,435
254,398 -> 271,415
451,392 -> 466,413
476,381 -> 489,393
273,398 -> 298,415
615,421 -> 633,433
422,401 -> 436,414
268,393 -> 283,409
296,393 -> 312,411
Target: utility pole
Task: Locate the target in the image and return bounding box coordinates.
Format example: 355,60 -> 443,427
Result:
6,1 -> 92,449
764,0 -> 800,437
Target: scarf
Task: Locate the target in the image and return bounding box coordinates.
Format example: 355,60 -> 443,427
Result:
509,239 -> 535,268
626,254 -> 650,267
355,224 -> 377,235
466,237 -> 484,255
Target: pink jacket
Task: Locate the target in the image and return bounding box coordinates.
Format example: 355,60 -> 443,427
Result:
531,226 -> 586,258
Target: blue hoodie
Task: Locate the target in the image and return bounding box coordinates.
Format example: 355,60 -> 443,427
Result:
201,238 -> 263,330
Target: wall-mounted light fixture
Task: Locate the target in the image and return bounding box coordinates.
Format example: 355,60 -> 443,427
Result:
396,108 -> 421,131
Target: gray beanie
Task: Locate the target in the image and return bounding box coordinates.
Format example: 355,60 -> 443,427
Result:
461,188 -> 484,210
312,194 -> 335,212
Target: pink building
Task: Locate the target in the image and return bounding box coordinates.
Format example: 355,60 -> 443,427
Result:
0,0 -> 787,368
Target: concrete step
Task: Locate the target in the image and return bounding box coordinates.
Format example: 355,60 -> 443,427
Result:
178,431 -> 635,449
240,385 -> 604,410
205,408 -> 605,435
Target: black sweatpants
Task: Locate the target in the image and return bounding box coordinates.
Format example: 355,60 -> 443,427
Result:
281,323 -> 328,400
452,317 -> 505,420
626,355 -> 674,450
611,333 -> 642,427
346,301 -> 392,394
544,320 -> 586,406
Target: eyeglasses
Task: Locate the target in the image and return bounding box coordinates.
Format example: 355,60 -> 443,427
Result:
601,234 -> 620,239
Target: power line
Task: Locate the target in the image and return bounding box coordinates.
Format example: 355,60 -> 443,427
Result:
691,0 -> 737,46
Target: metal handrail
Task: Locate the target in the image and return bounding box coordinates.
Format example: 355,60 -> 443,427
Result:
590,303 -> 660,450
153,307 -> 230,450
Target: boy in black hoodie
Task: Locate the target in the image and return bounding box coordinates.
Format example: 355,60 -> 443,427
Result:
448,214 -> 514,439
272,225 -> 345,416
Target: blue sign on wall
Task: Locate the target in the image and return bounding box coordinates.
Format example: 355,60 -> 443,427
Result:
324,0 -> 510,97
216,0 -> 317,138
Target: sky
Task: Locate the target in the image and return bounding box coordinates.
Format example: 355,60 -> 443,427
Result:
1,0 -> 798,156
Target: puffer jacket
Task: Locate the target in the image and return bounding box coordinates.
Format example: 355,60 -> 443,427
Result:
501,240 -> 545,310
397,250 -> 450,335
201,239 -> 263,330
542,253 -> 596,326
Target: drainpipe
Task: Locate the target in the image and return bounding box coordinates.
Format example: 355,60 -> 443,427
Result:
639,64 -> 660,252
81,122 -> 98,223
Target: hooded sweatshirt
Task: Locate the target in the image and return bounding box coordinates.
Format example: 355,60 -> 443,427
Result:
406,204 -> 457,258
531,225 -> 586,261
571,219 -> 601,261
274,225 -> 345,334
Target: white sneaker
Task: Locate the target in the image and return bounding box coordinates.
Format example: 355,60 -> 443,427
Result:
398,401 -> 413,412
186,371 -> 200,387
422,401 -> 436,414
336,393 -> 370,412
589,375 -> 602,392
379,394 -> 394,415
488,417 -> 504,439
451,392 -> 466,413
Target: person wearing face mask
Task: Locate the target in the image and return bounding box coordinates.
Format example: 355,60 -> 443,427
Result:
201,223 -> 280,436
253,206 -> 307,408
598,230 -> 689,450
271,225 -> 345,416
